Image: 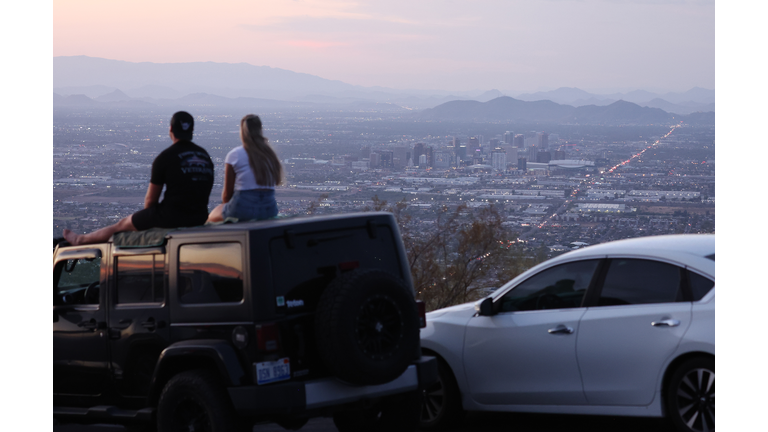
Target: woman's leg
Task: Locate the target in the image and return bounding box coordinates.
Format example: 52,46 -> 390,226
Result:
207,203 -> 226,223
63,215 -> 137,246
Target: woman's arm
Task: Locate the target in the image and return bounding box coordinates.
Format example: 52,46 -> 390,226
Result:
222,163 -> 236,203
144,182 -> 163,209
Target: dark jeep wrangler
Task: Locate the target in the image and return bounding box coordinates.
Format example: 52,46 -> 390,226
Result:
53,212 -> 436,432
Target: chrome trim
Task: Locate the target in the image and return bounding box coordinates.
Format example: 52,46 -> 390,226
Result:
55,248 -> 103,261
548,325 -> 574,334
170,321 -> 253,327
113,247 -> 166,256
651,319 -> 680,327
54,305 -> 100,311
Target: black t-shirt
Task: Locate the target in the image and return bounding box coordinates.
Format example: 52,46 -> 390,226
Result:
150,140 -> 214,218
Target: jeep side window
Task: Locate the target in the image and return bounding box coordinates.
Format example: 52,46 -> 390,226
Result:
116,255 -> 165,304
178,243 -> 243,304
54,257 -> 102,306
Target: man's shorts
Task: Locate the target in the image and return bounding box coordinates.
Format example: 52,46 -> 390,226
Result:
131,205 -> 207,231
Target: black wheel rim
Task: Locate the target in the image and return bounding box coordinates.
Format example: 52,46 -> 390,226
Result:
355,294 -> 403,360
172,398 -> 211,432
421,373 -> 444,424
675,367 -> 715,432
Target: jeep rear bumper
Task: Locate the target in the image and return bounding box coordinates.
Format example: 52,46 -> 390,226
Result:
227,356 -> 437,416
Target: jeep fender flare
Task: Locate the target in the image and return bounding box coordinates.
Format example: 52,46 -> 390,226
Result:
149,339 -> 245,405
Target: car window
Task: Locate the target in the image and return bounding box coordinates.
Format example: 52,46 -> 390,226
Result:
116,255 -> 165,304
178,243 -> 243,304
688,271 -> 714,301
54,257 -> 101,306
497,260 -> 599,312
598,259 -> 683,306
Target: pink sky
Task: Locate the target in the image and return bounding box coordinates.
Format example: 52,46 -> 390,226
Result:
54,0 -> 715,93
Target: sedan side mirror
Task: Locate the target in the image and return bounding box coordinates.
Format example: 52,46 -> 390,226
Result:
475,297 -> 495,316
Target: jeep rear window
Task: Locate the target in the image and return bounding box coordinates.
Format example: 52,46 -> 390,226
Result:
178,243 -> 244,304
269,225 -> 401,313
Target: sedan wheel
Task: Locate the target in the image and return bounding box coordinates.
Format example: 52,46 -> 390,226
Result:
667,357 -> 715,432
419,358 -> 462,431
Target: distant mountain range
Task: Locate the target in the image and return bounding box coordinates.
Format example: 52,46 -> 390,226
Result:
53,56 -> 714,119
514,87 -> 715,115
420,97 -> 714,126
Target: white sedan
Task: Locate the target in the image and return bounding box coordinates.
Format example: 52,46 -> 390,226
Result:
419,234 -> 714,432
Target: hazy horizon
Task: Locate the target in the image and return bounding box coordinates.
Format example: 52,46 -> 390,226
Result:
52,55 -> 714,98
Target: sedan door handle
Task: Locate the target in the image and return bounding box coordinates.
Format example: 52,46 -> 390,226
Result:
651,319 -> 680,327
548,324 -> 574,335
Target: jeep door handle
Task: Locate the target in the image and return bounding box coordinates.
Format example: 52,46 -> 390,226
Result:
651,319 -> 680,327
548,324 -> 574,335
141,318 -> 156,331
115,319 -> 132,329
78,319 -> 105,331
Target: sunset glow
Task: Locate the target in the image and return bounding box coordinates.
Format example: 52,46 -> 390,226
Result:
53,0 -> 715,92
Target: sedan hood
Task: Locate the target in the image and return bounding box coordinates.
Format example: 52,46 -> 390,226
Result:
427,301 -> 477,319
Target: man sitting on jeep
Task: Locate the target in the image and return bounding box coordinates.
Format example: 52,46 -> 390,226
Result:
63,111 -> 214,246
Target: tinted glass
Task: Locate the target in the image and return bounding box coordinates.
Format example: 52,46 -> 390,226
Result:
116,255 -> 165,304
688,271 -> 714,301
179,243 -> 243,304
599,259 -> 682,306
54,257 -> 101,305
498,260 -> 599,312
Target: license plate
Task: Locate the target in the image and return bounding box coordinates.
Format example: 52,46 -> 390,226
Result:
255,358 -> 291,385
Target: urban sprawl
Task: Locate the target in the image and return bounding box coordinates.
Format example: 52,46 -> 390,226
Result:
54,109 -> 715,257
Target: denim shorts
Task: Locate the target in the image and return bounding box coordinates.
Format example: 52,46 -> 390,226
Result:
222,189 -> 278,221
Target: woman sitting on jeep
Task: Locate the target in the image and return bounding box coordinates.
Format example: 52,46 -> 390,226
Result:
207,114 -> 283,223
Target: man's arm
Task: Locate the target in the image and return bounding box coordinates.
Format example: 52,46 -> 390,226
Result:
144,182 -> 163,209
222,164 -> 236,203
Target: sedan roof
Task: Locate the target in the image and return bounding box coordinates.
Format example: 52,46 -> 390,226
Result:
565,234 -> 714,260
494,234 -> 715,299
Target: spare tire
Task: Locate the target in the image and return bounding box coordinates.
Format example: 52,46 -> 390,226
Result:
315,269 -> 419,385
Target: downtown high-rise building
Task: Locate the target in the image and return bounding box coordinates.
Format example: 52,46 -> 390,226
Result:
412,143 -> 425,166
513,134 -> 525,148
393,146 -> 407,168
468,137 -> 480,154
502,146 -> 518,165
537,132 -> 549,150
491,148 -> 506,172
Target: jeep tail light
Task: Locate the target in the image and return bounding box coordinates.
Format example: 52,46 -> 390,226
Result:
417,300 -> 426,328
256,323 -> 280,352
339,261 -> 360,272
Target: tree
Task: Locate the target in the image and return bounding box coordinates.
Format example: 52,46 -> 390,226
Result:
365,197 -> 536,311
305,193 -> 330,215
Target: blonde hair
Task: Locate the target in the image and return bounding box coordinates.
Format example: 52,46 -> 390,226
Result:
239,114 -> 283,187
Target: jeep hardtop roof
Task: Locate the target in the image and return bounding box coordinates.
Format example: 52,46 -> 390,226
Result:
106,211 -> 395,248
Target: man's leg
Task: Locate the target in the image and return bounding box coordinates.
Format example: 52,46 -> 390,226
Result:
63,215 -> 138,246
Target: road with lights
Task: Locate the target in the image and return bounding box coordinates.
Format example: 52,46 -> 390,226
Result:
519,124 -> 681,240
